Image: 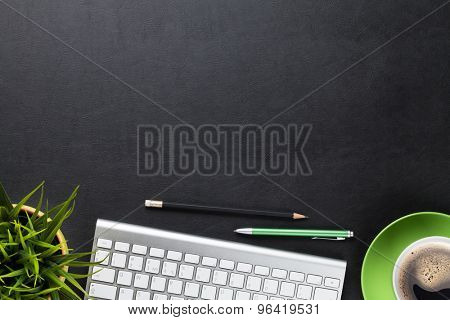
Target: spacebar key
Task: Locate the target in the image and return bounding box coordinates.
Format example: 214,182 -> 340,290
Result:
89,283 -> 117,300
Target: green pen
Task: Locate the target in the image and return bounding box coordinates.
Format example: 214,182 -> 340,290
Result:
234,228 -> 354,240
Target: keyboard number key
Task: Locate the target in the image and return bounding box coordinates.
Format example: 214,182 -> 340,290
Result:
279,282 -> 295,297
195,267 -> 211,283
179,264 -> 194,280
229,273 -> 245,288
128,256 -> 144,271
263,279 -> 279,295
162,261 -> 177,277
297,284 -> 313,299
145,258 -> 161,274
212,270 -> 228,285
245,276 -> 262,291
111,253 -> 127,268
94,250 -> 110,265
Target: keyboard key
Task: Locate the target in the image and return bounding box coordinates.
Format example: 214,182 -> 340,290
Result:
212,270 -> 228,286
167,251 -> 182,261
201,285 -> 217,299
114,241 -> 130,252
324,277 -> 340,288
202,257 -> 217,267
254,265 -> 269,276
270,297 -> 284,300
236,263 -> 252,273
153,294 -> 168,300
136,291 -> 150,300
128,256 -> 144,271
145,258 -> 161,274
95,250 -> 110,265
111,253 -> 127,268
184,253 -> 200,264
279,282 -> 295,297
219,259 -> 235,270
97,238 -> 112,249
162,261 -> 177,277
171,297 -> 184,300
118,288 -> 133,300
235,291 -> 250,300
218,288 -> 233,299
289,271 -> 305,282
195,267 -> 211,283
184,282 -> 200,298
297,284 -> 313,299
314,287 -> 338,300
134,273 -> 149,289
149,247 -> 165,258
272,268 -> 287,279
246,276 -> 262,291
89,283 -> 117,300
150,276 -> 166,292
92,267 -> 115,283
229,273 -> 245,288
132,244 -> 147,255
117,271 -> 132,286
179,264 -> 194,280
253,294 -> 268,300
167,279 -> 183,295
307,274 -> 322,285
263,279 -> 279,295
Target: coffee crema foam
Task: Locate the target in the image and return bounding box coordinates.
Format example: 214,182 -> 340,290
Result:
397,242 -> 450,300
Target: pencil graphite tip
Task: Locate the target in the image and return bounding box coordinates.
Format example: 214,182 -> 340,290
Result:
292,212 -> 308,220
234,228 -> 252,235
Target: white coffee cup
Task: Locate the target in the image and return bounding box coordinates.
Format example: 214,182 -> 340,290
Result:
393,236 -> 450,299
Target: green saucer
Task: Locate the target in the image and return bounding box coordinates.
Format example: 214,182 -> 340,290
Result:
361,212 -> 450,300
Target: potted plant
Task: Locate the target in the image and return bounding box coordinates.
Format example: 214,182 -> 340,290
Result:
0,181 -> 96,299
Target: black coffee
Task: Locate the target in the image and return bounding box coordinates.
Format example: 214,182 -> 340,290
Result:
396,241 -> 450,300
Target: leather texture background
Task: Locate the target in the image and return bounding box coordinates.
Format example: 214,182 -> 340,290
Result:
1,0 -> 449,299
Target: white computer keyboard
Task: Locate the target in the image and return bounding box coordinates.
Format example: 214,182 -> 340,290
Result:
86,219 -> 347,300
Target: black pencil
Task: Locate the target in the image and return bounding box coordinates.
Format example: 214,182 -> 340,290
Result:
145,200 -> 308,220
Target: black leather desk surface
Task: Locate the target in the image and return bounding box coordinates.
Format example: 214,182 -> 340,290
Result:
1,1 -> 449,299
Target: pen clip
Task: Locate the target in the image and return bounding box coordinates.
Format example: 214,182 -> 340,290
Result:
312,237 -> 345,241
